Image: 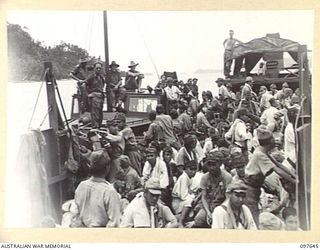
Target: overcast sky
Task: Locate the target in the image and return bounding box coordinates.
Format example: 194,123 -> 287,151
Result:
7,10 -> 314,74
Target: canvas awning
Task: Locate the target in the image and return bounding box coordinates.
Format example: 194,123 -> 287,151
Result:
230,35 -> 301,75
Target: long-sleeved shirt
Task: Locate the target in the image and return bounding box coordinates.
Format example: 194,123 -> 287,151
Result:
74,177 -> 121,227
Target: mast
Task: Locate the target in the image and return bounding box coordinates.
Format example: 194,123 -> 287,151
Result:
103,11 -> 113,112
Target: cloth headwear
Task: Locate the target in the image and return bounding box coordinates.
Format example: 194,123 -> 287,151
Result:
146,147 -> 157,154
183,134 -> 195,146
259,212 -> 284,230
145,177 -> 162,195
226,180 -> 247,193
184,160 -> 197,169
231,152 -> 247,167
282,82 -> 289,88
256,125 -> 273,140
119,154 -> 131,166
89,149 -> 110,172
114,112 -> 126,122
79,57 -> 90,63
215,77 -> 225,83
245,76 -> 254,82
205,151 -> 224,163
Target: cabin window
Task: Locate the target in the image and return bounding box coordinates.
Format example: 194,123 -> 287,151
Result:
128,97 -> 158,113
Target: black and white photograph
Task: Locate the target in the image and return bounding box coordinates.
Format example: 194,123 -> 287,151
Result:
4,10 -> 313,233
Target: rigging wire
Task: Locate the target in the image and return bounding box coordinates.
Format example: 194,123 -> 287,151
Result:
133,16 -> 161,81
27,68 -> 49,130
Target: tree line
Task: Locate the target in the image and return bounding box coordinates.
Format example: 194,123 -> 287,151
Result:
7,23 -> 90,82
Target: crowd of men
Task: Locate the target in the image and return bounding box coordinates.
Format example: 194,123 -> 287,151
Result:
55,56 -> 302,231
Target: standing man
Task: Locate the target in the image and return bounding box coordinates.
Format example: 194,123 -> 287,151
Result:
211,180 -> 257,229
164,77 -> 182,111
240,76 -> 254,100
106,61 -> 124,111
223,30 -> 241,77
84,61 -> 106,128
125,61 -> 144,92
216,77 -> 231,119
70,57 -> 91,114
259,85 -> 273,113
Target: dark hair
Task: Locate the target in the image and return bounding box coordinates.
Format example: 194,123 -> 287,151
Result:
169,109 -> 179,119
179,104 -> 187,112
282,207 -> 297,220
156,104 -> 164,114
148,110 -> 157,121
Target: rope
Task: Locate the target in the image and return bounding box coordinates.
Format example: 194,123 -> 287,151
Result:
27,68 -> 49,130
39,106 -> 53,129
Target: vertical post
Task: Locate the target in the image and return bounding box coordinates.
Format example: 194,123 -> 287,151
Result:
296,45 -> 311,230
44,61 -> 59,131
104,11 -> 113,112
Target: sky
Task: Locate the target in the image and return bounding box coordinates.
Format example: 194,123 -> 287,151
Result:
7,10 -> 314,75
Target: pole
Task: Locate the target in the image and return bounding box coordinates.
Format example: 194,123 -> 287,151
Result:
296,45 -> 311,230
103,11 -> 113,112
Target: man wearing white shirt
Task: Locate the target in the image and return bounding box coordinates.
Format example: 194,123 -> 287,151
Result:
164,77 -> 181,110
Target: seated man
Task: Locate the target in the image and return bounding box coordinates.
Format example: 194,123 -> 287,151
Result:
211,180 -> 257,229
171,160 -> 197,226
193,151 -> 232,228
120,178 -> 178,228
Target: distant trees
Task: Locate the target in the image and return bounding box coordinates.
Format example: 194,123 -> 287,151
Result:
7,23 -> 89,82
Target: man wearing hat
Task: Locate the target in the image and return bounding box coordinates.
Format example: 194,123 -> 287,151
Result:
120,178 -> 178,228
119,154 -> 141,193
74,149 -> 121,227
125,61 -> 144,92
244,125 -> 296,226
193,152 -> 232,228
211,180 -> 257,229
240,76 -> 254,100
230,152 -> 248,182
106,61 -> 125,111
70,56 -> 91,113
